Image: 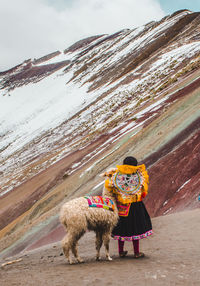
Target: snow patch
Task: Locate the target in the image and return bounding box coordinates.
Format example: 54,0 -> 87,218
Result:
176,179 -> 191,193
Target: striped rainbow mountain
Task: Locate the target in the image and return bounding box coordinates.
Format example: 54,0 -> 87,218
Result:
0,9 -> 200,257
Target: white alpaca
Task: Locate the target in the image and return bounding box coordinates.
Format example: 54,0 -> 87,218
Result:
60,187 -> 118,264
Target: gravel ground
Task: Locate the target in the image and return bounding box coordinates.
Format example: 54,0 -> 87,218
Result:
0,208 -> 200,286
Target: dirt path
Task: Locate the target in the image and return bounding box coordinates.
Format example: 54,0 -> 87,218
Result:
0,209 -> 199,286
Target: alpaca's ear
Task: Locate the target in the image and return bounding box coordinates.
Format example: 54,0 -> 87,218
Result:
99,172 -> 107,178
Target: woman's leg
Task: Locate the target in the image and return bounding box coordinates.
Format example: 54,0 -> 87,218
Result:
118,240 -> 128,257
118,240 -> 124,253
133,239 -> 139,254
133,239 -> 144,258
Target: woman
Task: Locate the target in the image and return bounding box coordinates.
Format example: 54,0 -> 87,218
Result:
103,156 -> 152,258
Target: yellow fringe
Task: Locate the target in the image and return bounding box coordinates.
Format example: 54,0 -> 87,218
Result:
115,193 -> 142,204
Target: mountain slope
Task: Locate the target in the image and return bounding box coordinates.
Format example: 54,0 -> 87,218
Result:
0,10 -> 199,196
0,10 -> 200,253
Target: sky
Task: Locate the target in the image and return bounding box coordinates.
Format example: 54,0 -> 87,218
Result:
159,0 -> 199,14
0,0 -> 199,72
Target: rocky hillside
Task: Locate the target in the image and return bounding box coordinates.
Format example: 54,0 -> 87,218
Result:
0,9 -> 200,256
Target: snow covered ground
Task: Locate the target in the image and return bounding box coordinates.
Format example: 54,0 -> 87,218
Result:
0,10 -> 199,195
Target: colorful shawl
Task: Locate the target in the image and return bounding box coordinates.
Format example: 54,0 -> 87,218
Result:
111,164 -> 149,204
117,202 -> 131,217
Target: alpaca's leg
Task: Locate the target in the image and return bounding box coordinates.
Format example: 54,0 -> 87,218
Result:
71,231 -> 85,263
102,232 -> 112,261
95,231 -> 103,261
71,242 -> 83,263
62,233 -> 74,264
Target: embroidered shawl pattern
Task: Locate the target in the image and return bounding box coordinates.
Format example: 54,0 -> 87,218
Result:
111,164 -> 149,204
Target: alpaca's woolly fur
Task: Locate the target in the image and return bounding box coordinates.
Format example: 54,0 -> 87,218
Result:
60,187 -> 118,264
